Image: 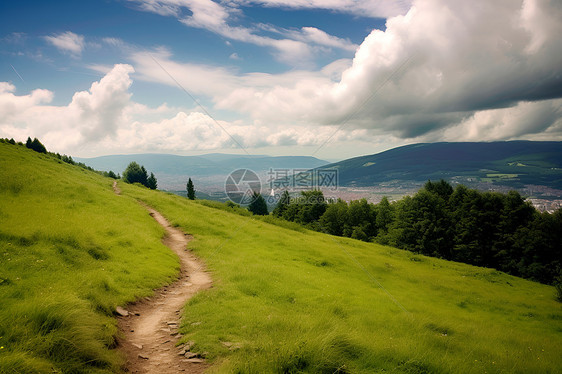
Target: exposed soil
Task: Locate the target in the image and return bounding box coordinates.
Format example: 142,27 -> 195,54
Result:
114,183 -> 212,373
112,180 -> 121,195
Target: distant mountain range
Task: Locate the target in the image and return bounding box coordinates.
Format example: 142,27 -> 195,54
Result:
322,141 -> 562,194
76,153 -> 329,190
78,142 -> 562,200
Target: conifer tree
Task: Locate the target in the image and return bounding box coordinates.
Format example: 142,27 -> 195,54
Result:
272,190 -> 290,217
248,191 -> 268,215
187,178 -> 195,200
147,172 -> 157,190
30,138 -> 47,153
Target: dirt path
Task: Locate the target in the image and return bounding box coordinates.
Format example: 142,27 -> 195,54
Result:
112,180 -> 121,195
113,182 -> 212,373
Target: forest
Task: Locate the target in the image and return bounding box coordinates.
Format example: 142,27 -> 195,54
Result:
272,180 -> 562,285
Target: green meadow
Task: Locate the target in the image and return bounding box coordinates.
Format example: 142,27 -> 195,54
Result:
1,141 -> 561,373
0,143 -> 179,373
125,185 -> 562,373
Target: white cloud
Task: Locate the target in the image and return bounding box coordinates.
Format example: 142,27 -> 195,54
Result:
0,64 -> 367,156
131,48 -> 239,97
130,0 -> 359,66
442,99 -> 562,142
237,0 -> 412,18
70,64 -> 134,141
102,37 -> 126,47
4,0 -> 562,158
2,32 -> 27,44
0,64 -> 134,150
0,83 -> 53,126
316,0 -> 562,138
43,31 -> 85,56
129,0 -> 562,146
293,27 -> 358,52
138,0 -> 560,141
135,0 -> 182,16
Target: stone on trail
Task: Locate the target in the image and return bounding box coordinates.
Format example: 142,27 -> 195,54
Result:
184,358 -> 204,363
115,306 -> 129,317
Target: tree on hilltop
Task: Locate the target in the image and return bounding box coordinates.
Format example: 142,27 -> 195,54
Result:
26,137 -> 47,153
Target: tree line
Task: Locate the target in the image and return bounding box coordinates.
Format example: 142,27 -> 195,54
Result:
2,137 -> 180,192
122,162 -> 157,190
270,180 -> 561,285
1,137 -> 120,179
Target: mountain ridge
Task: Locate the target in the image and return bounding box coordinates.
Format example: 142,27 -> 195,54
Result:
321,141 -> 562,192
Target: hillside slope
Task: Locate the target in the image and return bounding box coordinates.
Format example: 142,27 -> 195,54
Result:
125,183 -> 562,373
325,141 -> 562,192
0,142 -> 180,373
1,141 -> 561,373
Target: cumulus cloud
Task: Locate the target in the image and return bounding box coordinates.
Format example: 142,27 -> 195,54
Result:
70,64 -> 134,141
315,0 -> 562,138
0,83 -> 53,125
442,99 -> 562,142
43,31 -> 85,56
4,0 -> 562,157
0,64 -> 134,150
135,0 -> 559,142
0,64 -> 366,156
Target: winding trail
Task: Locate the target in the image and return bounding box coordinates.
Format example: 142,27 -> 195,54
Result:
112,181 -> 212,373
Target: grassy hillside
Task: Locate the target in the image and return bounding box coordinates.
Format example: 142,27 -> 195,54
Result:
0,142 -> 180,373
325,141 -> 562,192
125,184 -> 562,373
1,141 -> 561,373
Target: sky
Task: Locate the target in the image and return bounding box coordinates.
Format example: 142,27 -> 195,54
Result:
1,0 -> 561,160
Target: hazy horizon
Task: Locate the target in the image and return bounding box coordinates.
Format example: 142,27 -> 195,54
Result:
1,0 -> 561,160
